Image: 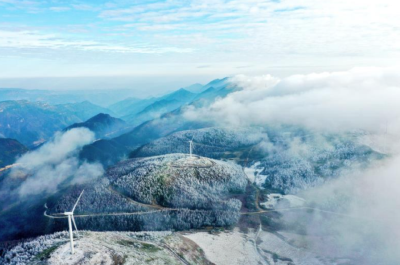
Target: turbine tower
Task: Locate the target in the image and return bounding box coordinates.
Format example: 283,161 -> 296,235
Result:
64,190 -> 84,254
188,136 -> 194,158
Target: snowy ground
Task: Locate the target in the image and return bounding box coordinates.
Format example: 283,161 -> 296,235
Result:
257,230 -> 329,265
2,228 -> 355,265
244,163 -> 269,187
184,228 -> 263,265
1,231 -> 212,265
244,162 -> 260,183
185,228 -> 353,265
260,193 -> 306,209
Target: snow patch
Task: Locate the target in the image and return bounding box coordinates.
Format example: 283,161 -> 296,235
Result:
244,162 -> 260,183
260,193 -> 306,209
184,229 -> 263,265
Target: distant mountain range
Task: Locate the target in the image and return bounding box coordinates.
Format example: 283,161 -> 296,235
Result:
0,100 -> 113,147
0,88 -> 139,107
120,88 -> 197,125
109,78 -> 231,126
79,103 -> 213,167
78,78 -> 234,166
0,78 -> 232,148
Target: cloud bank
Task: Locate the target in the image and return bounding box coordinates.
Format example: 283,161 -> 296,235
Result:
10,128 -> 104,197
289,154 -> 400,264
184,67 -> 400,139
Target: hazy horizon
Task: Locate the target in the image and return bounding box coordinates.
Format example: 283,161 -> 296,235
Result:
1,0 -> 399,92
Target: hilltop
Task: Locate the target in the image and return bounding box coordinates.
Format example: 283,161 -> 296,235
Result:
0,231 -> 213,265
65,113 -> 126,139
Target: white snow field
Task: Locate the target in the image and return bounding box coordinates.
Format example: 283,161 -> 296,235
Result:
244,162 -> 262,183
186,228 -> 352,265
260,193 -> 306,209
184,228 -> 263,265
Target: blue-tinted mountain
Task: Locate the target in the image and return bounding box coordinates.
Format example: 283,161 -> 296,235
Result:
79,105 -> 212,167
65,113 -> 126,139
0,138 -> 28,168
0,100 -> 80,146
0,100 -> 112,146
0,88 -> 80,105
108,97 -> 154,117
161,88 -> 197,102
109,79 -> 231,126
183,83 -> 205,93
121,89 -> 197,125
192,86 -> 232,103
55,101 -> 114,121
78,82 -> 237,167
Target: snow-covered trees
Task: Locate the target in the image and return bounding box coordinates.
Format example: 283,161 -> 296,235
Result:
47,154 -> 246,233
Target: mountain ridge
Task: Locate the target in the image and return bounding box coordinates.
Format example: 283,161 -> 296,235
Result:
65,113 -> 126,139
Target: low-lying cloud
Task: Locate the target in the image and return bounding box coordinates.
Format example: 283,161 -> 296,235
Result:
11,128 -> 104,197
288,154 -> 400,264
184,67 -> 400,137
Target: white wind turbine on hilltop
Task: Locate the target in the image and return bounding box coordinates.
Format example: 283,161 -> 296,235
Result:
63,190 -> 84,254
188,136 -> 195,158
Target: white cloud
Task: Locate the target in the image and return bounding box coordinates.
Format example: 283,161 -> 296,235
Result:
11,128 -> 104,197
184,67 -> 400,137
0,30 -> 193,54
49,6 -> 70,12
2,0 -> 400,82
290,153 -> 400,264
98,0 -> 400,59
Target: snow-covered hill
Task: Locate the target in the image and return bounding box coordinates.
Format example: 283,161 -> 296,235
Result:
47,154 -> 247,233
131,127 -> 266,159
0,231 -> 213,265
247,136 -> 383,194
132,127 -> 383,194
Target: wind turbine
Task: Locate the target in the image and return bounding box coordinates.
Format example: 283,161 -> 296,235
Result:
188,136 -> 194,158
64,190 -> 84,254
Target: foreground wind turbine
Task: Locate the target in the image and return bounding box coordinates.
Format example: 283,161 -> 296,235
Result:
64,190 -> 84,254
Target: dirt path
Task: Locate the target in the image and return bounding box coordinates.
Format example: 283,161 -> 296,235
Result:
254,185 -> 263,212
161,243 -> 190,265
44,208 -> 232,219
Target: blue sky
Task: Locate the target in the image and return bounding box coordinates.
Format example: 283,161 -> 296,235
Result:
0,0 -> 399,92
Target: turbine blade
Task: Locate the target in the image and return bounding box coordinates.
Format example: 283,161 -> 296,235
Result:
72,215 -> 79,233
191,135 -> 194,141
72,190 -> 84,213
